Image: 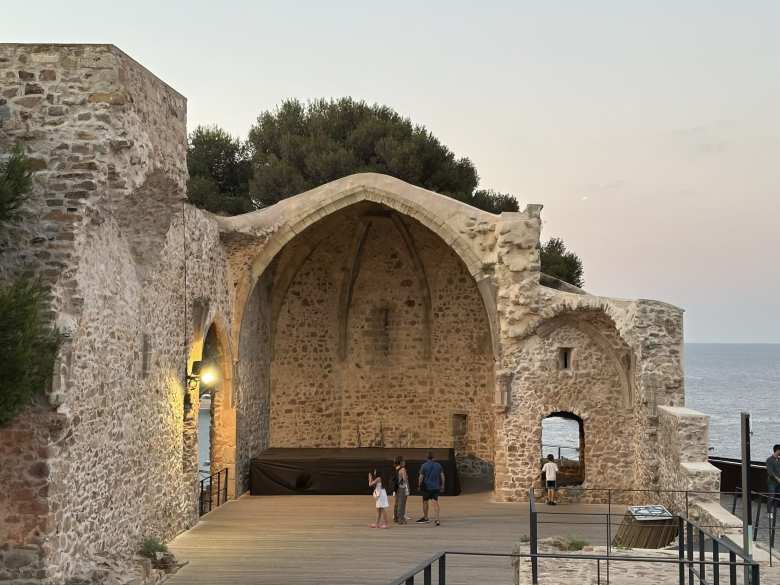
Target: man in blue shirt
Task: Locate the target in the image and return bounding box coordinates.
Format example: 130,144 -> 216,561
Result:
417,451 -> 445,526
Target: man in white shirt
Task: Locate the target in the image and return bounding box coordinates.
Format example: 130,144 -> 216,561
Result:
540,454 -> 560,505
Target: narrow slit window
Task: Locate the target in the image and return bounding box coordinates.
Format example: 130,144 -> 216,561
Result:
141,334 -> 152,378
558,347 -> 573,370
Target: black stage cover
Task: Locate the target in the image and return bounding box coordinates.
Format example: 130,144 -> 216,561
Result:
250,448 -> 461,496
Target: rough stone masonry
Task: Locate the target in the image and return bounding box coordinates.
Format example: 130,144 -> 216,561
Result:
0,44 -> 737,584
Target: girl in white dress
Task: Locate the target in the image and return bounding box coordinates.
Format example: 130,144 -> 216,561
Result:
368,470 -> 390,528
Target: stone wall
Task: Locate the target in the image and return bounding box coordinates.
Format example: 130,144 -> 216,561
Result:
267,203 -> 496,476
655,406 -> 723,514
496,312 -> 638,501
235,269 -> 273,493
489,199 -> 690,504
0,44 -> 235,583
0,403 -> 62,581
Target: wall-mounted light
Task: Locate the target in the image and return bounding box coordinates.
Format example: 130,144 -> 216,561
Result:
184,360 -> 218,415
187,360 -> 218,394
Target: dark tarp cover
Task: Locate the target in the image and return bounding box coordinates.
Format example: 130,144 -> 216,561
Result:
250,448 -> 461,496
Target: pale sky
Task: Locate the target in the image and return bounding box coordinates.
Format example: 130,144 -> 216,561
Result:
4,1 -> 779,342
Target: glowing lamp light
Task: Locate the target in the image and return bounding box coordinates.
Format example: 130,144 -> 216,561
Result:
200,368 -> 217,387
186,360 -> 219,394
183,361 -> 219,417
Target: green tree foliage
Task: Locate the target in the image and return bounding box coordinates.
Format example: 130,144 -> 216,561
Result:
467,189 -> 519,214
188,99 -> 521,215
247,98 -> 518,213
540,237 -> 585,288
0,146 -> 60,426
0,145 -> 33,222
187,125 -> 254,215
0,279 -> 61,425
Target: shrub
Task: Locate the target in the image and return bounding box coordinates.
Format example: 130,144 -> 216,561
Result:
0,146 -> 60,427
564,535 -> 588,551
0,279 -> 60,426
140,536 -> 168,558
0,145 -> 32,223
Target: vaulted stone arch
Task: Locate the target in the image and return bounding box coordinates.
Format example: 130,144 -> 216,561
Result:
230,191 -> 499,483
217,174 -> 500,359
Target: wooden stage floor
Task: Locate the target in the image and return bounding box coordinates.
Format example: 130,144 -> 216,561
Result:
167,482 -> 619,585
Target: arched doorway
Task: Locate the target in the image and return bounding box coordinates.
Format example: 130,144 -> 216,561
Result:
236,200 -> 497,487
541,411 -> 584,486
192,320 -> 237,499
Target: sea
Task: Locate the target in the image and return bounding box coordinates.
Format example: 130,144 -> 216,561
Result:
684,343 -> 778,460
199,344 -> 780,471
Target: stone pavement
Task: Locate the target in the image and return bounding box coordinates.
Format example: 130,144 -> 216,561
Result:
515,544 -> 780,585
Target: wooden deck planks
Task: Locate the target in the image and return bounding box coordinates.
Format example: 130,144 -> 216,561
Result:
167,486 -> 617,585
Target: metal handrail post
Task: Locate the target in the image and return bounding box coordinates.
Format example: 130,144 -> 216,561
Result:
216,470 -> 221,507
729,551 -> 736,585
712,539 -> 719,585
687,521 -> 694,585
529,488 -> 539,585
751,562 -> 760,585
678,516 -> 685,585
607,489 -> 612,552
698,528 -> 706,583
753,498 -> 762,541
770,496 -> 776,567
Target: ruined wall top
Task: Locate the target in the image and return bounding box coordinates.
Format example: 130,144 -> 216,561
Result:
213,172 -> 544,281
0,43 -> 187,312
0,43 -> 187,195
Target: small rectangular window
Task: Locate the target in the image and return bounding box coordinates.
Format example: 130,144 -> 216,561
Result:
558,347 -> 573,370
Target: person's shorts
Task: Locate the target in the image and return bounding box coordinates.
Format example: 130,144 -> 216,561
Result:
546,480 -> 557,490
422,488 -> 440,501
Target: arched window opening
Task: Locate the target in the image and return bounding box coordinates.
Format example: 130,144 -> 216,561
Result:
197,324 -> 225,480
541,411 -> 584,486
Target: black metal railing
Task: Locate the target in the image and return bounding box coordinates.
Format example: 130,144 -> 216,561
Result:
728,488 -> 778,544
387,486 -> 765,585
388,552 -> 446,585
523,483 -> 777,563
387,549 -> 760,585
199,467 -> 228,516
540,442 -> 581,462
528,486 -> 761,585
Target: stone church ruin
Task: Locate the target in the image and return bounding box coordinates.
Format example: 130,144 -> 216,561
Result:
0,44 -> 731,583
